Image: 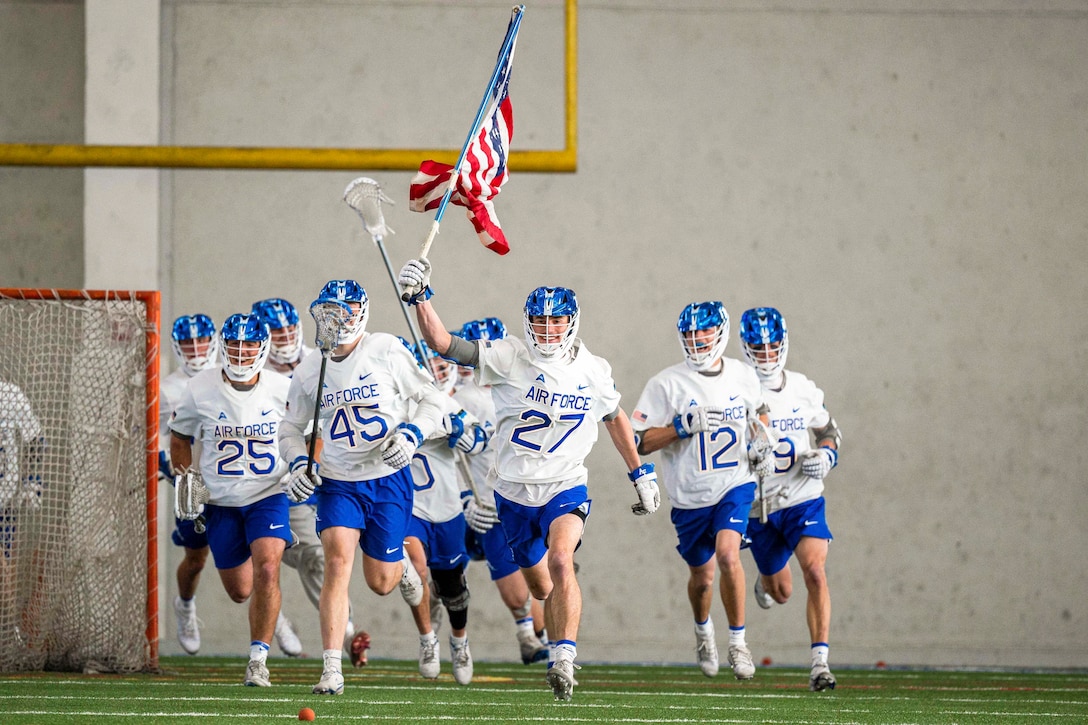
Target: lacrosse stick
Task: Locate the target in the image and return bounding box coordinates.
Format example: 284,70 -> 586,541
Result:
749,418 -> 775,524
342,177 -> 487,501
174,468 -> 210,523
307,299 -> 352,476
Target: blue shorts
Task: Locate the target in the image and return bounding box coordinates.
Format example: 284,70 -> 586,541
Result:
671,482 -> 757,568
494,485 -> 590,569
479,522 -> 520,580
746,497 -> 833,576
205,494 -> 292,570
315,469 -> 414,563
407,514 -> 468,570
171,517 -> 209,550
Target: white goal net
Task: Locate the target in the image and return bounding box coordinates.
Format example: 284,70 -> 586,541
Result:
0,289 -> 159,673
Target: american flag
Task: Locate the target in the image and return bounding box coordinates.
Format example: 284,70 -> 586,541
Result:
409,9 -> 520,256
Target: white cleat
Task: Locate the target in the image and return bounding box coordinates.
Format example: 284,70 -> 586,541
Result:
810,662 -> 837,691
450,636 -> 473,686
517,630 -> 549,665
754,578 -> 775,610
174,596 -> 200,655
274,612 -> 303,657
695,631 -> 719,678
399,555 -> 424,607
418,636 -> 440,679
547,659 -> 580,701
243,659 -> 271,687
312,667 -> 344,695
728,643 -> 756,680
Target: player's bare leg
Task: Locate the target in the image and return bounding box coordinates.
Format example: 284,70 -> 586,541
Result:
795,536 -> 834,691
494,571 -> 547,663
687,558 -> 719,676
715,529 -> 754,679
404,537 -> 440,679
313,526 -> 358,695
540,513 -> 584,700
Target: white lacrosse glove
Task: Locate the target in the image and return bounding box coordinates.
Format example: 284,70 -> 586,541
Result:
673,406 -> 726,439
284,457 -> 321,503
398,258 -> 433,306
800,447 -> 837,480
381,423 -> 424,470
628,463 -> 660,516
443,411 -> 489,454
174,468 -> 210,521
748,447 -> 775,478
462,494 -> 500,534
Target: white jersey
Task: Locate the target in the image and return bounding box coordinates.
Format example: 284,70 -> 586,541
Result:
452,377 -> 498,504
159,368 -> 193,451
169,368 -> 291,507
756,370 -> 832,515
476,337 -> 621,498
409,393 -> 477,524
279,332 -> 445,482
630,358 -> 764,510
0,381 -> 42,508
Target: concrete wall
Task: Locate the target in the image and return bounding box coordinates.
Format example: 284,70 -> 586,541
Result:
3,0 -> 1087,669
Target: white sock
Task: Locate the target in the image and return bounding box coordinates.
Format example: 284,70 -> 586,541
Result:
695,618 -> 714,637
450,634 -> 467,647
554,640 -> 577,664
249,641 -> 269,663
728,626 -> 746,647
323,649 -> 343,673
420,631 -> 438,645
177,596 -> 195,611
811,643 -> 829,666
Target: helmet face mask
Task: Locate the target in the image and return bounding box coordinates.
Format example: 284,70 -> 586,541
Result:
219,313 -> 270,382
739,307 -> 789,383
315,280 -> 368,346
252,298 -> 303,364
677,301 -> 728,372
171,314 -> 219,375
523,287 -> 579,360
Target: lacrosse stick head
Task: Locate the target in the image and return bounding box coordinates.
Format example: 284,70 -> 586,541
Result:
748,418 -> 775,459
343,177 -> 395,240
174,469 -> 210,521
309,299 -> 353,354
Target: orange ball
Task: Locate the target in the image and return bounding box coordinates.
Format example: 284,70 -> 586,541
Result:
299,707 -> 316,721
761,656 -> 773,666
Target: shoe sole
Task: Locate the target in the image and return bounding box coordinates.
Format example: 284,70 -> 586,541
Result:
547,672 -> 575,701
312,686 -> 344,695
810,675 -> 837,691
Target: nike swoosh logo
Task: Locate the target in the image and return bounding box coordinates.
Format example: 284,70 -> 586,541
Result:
792,407 -> 801,413
261,409 -> 273,416
385,546 -> 400,554
729,517 -> 744,524
359,373 -> 372,381
577,384 -> 589,391
269,524 -> 285,530
804,520 -> 818,526
559,501 -> 577,508
449,557 -> 460,565
729,395 -> 739,401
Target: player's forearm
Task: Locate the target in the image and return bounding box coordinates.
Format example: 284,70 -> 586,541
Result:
636,426 -> 679,456
410,386 -> 447,441
169,432 -> 193,471
604,411 -> 642,471
413,300 -> 453,356
278,418 -> 309,468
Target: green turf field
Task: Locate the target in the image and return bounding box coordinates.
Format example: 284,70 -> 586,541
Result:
1,656 -> 1086,724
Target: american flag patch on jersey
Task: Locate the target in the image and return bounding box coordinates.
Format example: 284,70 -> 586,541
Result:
632,410 -> 648,423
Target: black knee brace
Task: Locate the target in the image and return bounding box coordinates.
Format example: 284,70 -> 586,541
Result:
431,566 -> 470,630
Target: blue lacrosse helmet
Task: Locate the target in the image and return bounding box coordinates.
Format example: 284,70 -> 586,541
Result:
171,313 -> 218,375
523,287 -> 579,359
314,280 -> 368,346
677,301 -> 729,372
251,298 -> 303,365
739,307 -> 789,382
219,313 -> 270,382
460,316 -> 507,342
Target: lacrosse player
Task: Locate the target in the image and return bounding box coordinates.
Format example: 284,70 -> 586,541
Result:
454,318 -> 548,666
277,280 -> 448,696
159,314 -> 217,656
738,307 -> 840,692
629,301 -> 772,681
252,297 -> 367,663
398,259 -> 660,702
401,341 -> 488,685
169,313 -> 293,687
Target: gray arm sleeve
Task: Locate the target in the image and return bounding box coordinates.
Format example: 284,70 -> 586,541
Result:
601,406 -> 621,422
444,335 -> 480,366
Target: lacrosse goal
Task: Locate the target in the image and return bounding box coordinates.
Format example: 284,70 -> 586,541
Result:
0,288 -> 160,673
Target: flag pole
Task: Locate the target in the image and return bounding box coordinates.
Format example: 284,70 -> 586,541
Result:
416,5 -> 524,261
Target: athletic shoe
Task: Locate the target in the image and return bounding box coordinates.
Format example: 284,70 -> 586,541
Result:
312,667 -> 344,695
174,596 -> 200,655
400,555 -> 424,607
243,659 -> 271,687
810,662 -> 837,691
419,636 -> 440,679
547,659 -> 580,701
349,630 -> 371,667
429,590 -> 444,635
695,631 -> 719,677
754,578 -> 775,610
274,612 -> 303,657
728,643 -> 756,680
450,636 -> 473,686
517,630 -> 549,665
